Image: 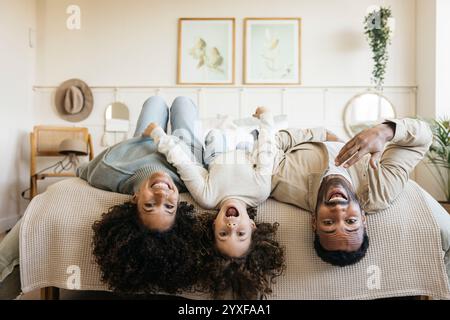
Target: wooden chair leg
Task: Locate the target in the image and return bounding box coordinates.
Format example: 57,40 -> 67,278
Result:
30,176 -> 36,199
40,287 -> 60,300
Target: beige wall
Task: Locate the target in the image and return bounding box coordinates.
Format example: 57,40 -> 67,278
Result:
0,0 -> 36,231
436,0 -> 450,119
35,0 -> 416,86
416,0 -> 450,120
415,0 -> 450,201
416,0 -> 436,119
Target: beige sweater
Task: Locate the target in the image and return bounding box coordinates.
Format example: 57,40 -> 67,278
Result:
151,113 -> 276,209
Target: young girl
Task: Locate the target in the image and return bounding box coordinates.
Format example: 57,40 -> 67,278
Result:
147,107 -> 285,298
148,106 -> 276,258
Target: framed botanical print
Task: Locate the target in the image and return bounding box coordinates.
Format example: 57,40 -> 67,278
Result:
244,18 -> 301,85
177,18 -> 235,85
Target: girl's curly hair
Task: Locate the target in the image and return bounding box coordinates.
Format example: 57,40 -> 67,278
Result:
92,201 -> 203,296
196,208 -> 286,300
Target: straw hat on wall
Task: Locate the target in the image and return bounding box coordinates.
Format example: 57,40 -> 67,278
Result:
55,79 -> 94,122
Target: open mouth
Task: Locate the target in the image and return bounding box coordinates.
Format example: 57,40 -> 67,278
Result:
327,188 -> 348,202
151,180 -> 171,190
225,207 -> 239,217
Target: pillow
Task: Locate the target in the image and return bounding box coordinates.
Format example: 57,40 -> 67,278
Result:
200,114 -> 288,134
200,114 -> 236,134
199,114 -> 288,151
233,114 -> 289,133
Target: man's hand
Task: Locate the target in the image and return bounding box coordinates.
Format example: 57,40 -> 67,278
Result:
253,106 -> 269,119
335,123 -> 395,169
142,122 -> 159,138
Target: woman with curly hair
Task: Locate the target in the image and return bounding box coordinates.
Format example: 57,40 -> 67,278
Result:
83,96 -> 207,294
77,95 -> 204,231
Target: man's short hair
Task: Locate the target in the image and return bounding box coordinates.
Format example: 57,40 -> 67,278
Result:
313,232 -> 369,267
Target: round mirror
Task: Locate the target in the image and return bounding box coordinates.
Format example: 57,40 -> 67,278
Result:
105,102 -> 130,132
343,92 -> 396,137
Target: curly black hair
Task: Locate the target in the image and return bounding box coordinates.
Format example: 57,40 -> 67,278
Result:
92,201 -> 204,296
313,231 -> 369,267
195,208 -> 286,300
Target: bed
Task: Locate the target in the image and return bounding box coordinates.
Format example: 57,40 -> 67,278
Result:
19,178 -> 450,300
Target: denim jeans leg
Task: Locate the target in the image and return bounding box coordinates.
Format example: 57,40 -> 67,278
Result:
133,96 -> 169,137
170,96 -> 204,164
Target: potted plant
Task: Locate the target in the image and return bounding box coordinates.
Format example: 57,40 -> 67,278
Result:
426,118 -> 450,213
364,6 -> 394,89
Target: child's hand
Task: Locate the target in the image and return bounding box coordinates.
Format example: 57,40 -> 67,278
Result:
326,130 -> 345,143
253,106 -> 269,119
142,122 -> 159,137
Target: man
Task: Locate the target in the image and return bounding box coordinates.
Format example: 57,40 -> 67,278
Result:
271,118 -> 450,274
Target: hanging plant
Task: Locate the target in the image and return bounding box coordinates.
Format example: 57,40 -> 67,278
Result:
364,7 -> 393,88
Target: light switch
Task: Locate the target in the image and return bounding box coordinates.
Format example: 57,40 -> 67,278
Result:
28,28 -> 36,48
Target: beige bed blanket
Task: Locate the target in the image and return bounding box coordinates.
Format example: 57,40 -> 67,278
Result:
20,178 -> 450,299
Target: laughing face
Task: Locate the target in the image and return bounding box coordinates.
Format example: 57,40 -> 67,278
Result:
213,199 -> 256,258
313,175 -> 366,252
134,171 -> 179,232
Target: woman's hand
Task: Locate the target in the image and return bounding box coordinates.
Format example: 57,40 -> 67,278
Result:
142,122 -> 159,138
253,106 -> 269,119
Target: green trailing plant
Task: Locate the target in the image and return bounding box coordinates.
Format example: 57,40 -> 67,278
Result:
364,7 -> 393,88
426,118 -> 450,202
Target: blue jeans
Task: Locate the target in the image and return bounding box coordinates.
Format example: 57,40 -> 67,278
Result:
134,96 -> 203,164
134,96 -> 169,137
169,96 -> 204,165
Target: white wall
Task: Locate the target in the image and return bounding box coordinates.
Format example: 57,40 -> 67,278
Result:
415,0 -> 450,201
416,0 -> 450,120
35,0 -> 416,86
436,0 -> 450,119
0,0 -> 36,231
416,0 -> 436,119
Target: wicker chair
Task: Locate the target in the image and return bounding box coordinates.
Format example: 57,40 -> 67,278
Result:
29,126 -> 94,199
